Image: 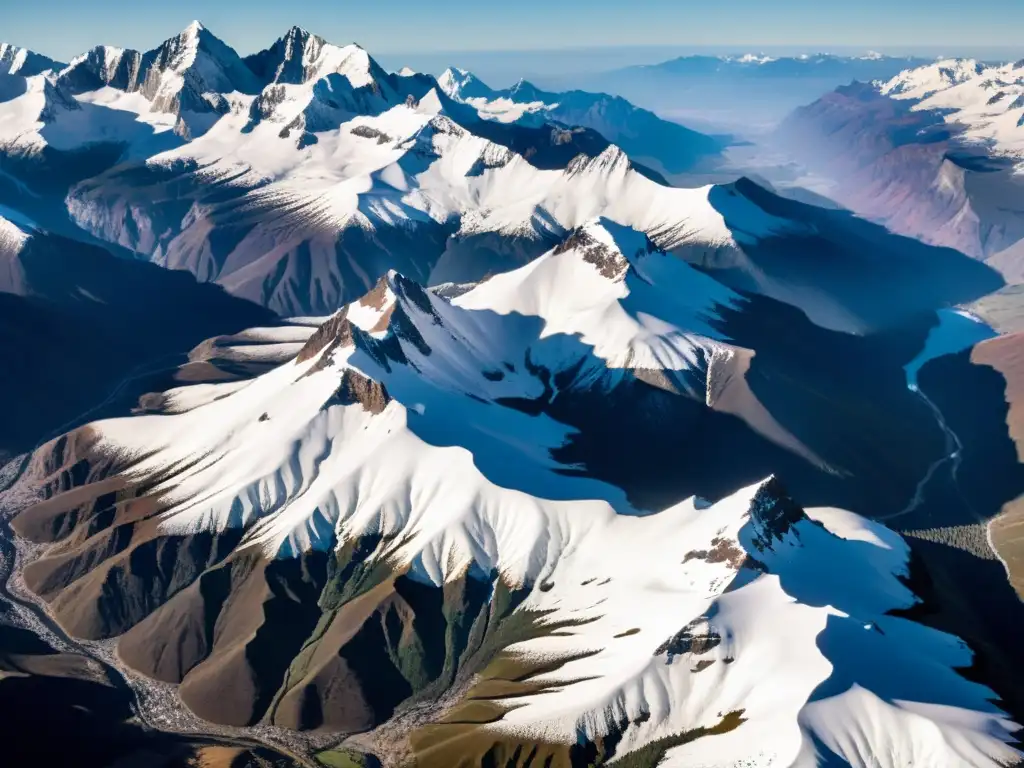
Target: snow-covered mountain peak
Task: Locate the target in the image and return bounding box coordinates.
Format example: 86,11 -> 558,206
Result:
437,66 -> 494,101
0,43 -> 65,76
23,295 -> 1019,764
507,78 -> 544,101
872,58 -> 1024,163
880,58 -> 986,99
566,143 -> 632,177
0,73 -> 79,141
0,208 -> 33,251
246,27 -> 384,91
138,20 -> 260,120
745,474 -> 811,552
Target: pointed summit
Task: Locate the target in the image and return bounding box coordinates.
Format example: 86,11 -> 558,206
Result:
551,219 -> 644,281
244,27 -> 386,92
437,67 -> 493,101
745,475 -> 809,551
506,78 -> 545,102
130,21 -> 259,134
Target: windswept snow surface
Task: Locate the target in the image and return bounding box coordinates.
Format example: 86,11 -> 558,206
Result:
80,249 -> 1020,766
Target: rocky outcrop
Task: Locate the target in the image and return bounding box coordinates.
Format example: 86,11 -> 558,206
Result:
57,46 -> 143,93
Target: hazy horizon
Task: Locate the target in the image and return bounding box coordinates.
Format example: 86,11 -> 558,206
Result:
4,20 -> 1022,91
5,0 -> 1024,66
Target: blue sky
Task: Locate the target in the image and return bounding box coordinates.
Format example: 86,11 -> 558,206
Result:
5,0 -> 1023,62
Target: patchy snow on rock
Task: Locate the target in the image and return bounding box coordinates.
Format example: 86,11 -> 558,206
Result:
881,58 -> 1024,162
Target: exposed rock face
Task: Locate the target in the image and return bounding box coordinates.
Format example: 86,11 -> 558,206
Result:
747,475 -> 808,550
2,30 -> 1023,765
244,26 -> 325,85
11,442 -> 530,733
243,26 -> 389,91
683,536 -> 751,569
58,46 -> 143,93
655,618 -> 722,661
0,43 -> 64,76
553,226 -> 631,280
137,21 -> 260,117
296,308 -> 353,364
350,125 -> 392,144
328,369 -> 391,413
6,259 -> 1021,768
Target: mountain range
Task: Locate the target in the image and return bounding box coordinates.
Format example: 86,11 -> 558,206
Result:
0,21 -> 1023,768
779,57 -> 1024,284
557,53 -> 935,131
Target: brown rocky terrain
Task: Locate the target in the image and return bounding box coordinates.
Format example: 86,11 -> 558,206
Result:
972,332 -> 1024,598
3,265 -> 1023,765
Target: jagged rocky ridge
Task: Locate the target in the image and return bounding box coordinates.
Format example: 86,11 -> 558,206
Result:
435,66 -> 724,175
0,23 -> 999,322
2,23 -> 1023,768
5,222 -> 1021,767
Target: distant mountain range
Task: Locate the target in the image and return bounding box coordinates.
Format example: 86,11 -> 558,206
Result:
436,67 -> 725,176
623,52 -> 931,79
562,53 -> 937,131
1,22 -> 1023,768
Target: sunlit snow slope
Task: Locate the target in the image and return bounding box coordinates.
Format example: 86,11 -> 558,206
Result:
8,221 -> 1019,767
0,23 -> 999,323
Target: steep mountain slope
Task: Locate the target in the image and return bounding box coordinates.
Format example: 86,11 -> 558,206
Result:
972,332 -> 1024,594
57,45 -> 145,93
0,24 -> 711,314
0,43 -> 64,77
245,25 -> 396,91
5,227 -> 1020,766
56,84 -> 999,326
0,207 -> 274,459
778,59 -> 1024,280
